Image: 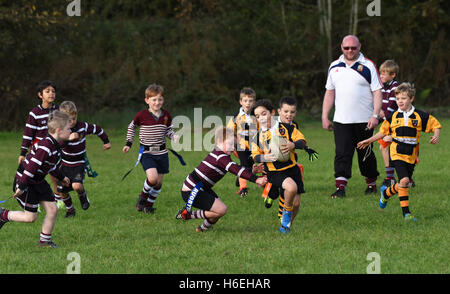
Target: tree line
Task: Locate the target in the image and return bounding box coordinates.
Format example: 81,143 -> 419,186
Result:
1,0 -> 448,129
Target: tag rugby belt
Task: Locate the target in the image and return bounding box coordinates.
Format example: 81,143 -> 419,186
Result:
142,143 -> 166,152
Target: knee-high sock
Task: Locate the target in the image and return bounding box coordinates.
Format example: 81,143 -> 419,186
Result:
398,186 -> 411,216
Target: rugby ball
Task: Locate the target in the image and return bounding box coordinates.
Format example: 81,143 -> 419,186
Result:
269,135 -> 291,162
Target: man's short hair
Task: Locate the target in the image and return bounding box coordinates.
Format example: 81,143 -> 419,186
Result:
380,60 -> 399,75
47,110 -> 70,133
395,82 -> 416,98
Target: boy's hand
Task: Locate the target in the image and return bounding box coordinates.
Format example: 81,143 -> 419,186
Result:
430,135 -> 439,144
173,134 -> 180,143
18,155 -> 25,165
255,175 -> 267,187
357,140 -> 370,149
280,141 -> 295,154
379,110 -> 385,119
13,188 -> 24,198
103,143 -> 111,150
304,147 -> 319,162
263,152 -> 277,162
61,177 -> 71,187
252,163 -> 264,174
69,132 -> 80,141
122,146 -> 130,154
383,135 -> 393,142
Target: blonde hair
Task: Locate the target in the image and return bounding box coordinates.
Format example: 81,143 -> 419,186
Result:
47,110 -> 70,133
59,100 -> 77,116
380,59 -> 399,75
240,87 -> 256,100
214,126 -> 236,145
395,82 -> 416,98
145,84 -> 164,99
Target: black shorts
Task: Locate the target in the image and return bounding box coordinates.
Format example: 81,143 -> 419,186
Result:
237,150 -> 253,168
141,152 -> 169,174
13,177 -> 55,213
181,188 -> 219,211
267,165 -> 305,194
391,160 -> 415,180
57,165 -> 85,193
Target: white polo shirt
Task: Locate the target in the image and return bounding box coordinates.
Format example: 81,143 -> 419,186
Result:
325,52 -> 382,124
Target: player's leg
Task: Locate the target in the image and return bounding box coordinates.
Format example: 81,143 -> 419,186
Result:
72,182 -> 90,210
379,143 -> 395,187
280,177 -> 297,233
39,200 -> 58,247
142,170 -> 163,213
197,198 -> 227,232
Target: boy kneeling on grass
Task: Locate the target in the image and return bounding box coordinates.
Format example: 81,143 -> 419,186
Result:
357,82 -> 441,221
1,111 -> 74,248
176,126 -> 267,232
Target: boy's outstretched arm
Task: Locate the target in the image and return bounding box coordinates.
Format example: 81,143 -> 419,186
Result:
357,132 -> 385,149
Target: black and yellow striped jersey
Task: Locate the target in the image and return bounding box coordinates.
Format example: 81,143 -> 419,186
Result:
380,107 -> 441,164
227,110 -> 259,151
251,120 -> 306,171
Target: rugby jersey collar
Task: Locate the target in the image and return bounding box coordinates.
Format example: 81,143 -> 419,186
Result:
238,107 -> 252,124
47,134 -> 62,152
338,52 -> 365,67
397,105 -> 415,126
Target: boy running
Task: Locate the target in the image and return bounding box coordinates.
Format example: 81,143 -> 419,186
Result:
226,87 -> 258,197
123,84 -> 178,213
1,110 -> 72,248
58,101 -> 111,217
176,127 -> 267,232
357,83 -> 441,221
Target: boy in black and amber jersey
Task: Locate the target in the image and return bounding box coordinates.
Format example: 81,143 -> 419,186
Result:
251,99 -> 316,234
226,87 -> 258,197
358,83 -> 441,221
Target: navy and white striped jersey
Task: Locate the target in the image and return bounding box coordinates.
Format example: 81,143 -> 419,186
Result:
183,148 -> 257,191
15,135 -> 65,190
20,104 -> 58,156
61,121 -> 109,167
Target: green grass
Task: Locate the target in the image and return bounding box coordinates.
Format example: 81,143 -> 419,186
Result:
0,120 -> 449,274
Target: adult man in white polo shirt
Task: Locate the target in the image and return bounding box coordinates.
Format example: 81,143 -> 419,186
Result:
322,35 -> 382,198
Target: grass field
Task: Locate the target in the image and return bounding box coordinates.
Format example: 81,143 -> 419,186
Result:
0,119 -> 448,274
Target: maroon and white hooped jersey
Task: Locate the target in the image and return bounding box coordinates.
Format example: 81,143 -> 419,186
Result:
126,109 -> 175,155
15,135 -> 65,190
183,148 -> 257,191
61,121 -> 109,167
20,104 -> 58,156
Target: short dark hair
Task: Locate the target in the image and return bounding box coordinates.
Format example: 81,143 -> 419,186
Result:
250,99 -> 274,116
37,80 -> 56,96
279,96 -> 297,108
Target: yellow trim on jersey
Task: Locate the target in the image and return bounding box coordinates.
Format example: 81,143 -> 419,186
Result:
227,113 -> 258,151
380,109 -> 441,164
251,122 -> 306,171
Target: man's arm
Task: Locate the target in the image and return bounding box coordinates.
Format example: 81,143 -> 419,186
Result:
322,89 -> 335,131
367,89 -> 382,130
